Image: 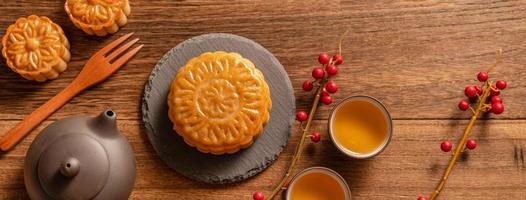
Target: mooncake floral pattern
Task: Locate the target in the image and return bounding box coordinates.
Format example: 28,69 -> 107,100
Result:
65,0 -> 130,36
1,15 -> 70,82
168,51 -> 272,155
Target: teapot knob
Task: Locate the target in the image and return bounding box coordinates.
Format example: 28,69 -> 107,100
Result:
60,157 -> 80,177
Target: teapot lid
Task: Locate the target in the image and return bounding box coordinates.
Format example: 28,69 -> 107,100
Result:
36,134 -> 109,199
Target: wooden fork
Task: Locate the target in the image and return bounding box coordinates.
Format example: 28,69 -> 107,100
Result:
0,33 -> 143,151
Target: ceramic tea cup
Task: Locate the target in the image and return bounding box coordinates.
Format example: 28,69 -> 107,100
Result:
328,95 -> 392,159
285,167 -> 351,200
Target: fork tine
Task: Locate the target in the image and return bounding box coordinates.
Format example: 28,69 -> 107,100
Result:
98,32 -> 134,56
111,44 -> 143,68
106,38 -> 139,61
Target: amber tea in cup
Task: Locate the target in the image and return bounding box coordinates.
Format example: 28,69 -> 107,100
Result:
286,167 -> 351,200
329,95 -> 392,159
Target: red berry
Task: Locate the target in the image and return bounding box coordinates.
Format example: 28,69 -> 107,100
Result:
318,53 -> 330,65
491,95 -> 502,104
312,67 -> 325,79
325,81 -> 338,93
466,139 -> 477,150
321,87 -> 330,97
252,191 -> 264,200
441,140 -> 453,152
458,100 -> 469,111
296,111 -> 308,122
321,95 -> 333,105
490,102 -> 504,114
477,72 -> 488,82
310,132 -> 321,143
282,181 -> 289,189
325,65 -> 338,76
490,88 -> 500,96
332,54 -> 344,65
464,86 -> 477,98
417,196 -> 428,200
302,81 -> 313,91
496,80 -> 507,90
474,85 -> 483,95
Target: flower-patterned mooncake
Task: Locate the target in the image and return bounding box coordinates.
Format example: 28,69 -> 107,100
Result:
65,0 -> 130,36
168,51 -> 272,155
1,15 -> 71,82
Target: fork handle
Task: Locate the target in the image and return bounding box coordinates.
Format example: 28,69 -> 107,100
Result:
0,84 -> 82,151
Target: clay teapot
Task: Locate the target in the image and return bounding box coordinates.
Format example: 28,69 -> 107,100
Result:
24,109 -> 136,200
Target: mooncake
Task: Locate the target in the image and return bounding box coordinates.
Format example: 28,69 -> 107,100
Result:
168,51 -> 272,155
64,0 -> 130,36
1,15 -> 71,82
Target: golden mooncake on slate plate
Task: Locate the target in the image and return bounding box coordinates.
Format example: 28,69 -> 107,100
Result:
65,0 -> 130,36
168,51 -> 272,155
1,15 -> 71,82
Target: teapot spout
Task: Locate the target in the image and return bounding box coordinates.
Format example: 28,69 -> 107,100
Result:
92,109 -> 118,134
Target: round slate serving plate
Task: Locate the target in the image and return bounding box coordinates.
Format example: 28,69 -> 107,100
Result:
142,33 -> 295,184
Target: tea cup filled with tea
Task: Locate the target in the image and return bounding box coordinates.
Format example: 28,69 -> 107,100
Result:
328,95 -> 392,159
285,167 -> 351,200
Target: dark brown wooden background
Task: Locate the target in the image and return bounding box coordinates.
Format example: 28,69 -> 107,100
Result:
0,0 -> 525,199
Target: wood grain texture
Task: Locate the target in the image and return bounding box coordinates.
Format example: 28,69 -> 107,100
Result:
0,33 -> 141,151
0,0 -> 525,199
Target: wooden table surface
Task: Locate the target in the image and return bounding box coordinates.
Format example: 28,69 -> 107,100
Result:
0,0 -> 525,199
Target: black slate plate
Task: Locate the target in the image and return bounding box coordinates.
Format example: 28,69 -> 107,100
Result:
141,33 -> 295,184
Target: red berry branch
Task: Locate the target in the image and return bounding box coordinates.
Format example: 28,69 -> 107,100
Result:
252,31 -> 349,200
419,49 -> 507,200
